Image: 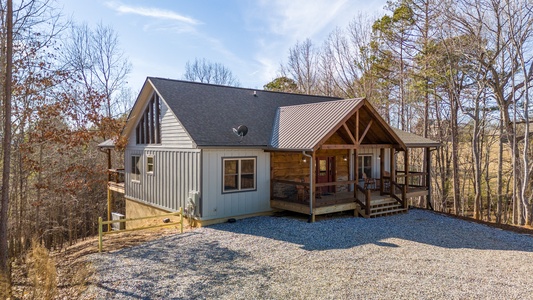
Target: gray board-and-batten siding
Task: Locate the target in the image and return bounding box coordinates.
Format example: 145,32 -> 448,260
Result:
125,91 -> 200,213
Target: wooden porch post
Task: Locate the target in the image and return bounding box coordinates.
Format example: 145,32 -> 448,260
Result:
311,152 -> 316,223
389,148 -> 396,198
380,148 -> 385,195
354,148 -> 358,199
425,147 -> 433,210
404,149 -> 409,209
107,188 -> 112,232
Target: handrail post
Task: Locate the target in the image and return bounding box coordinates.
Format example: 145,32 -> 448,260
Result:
179,207 -> 184,233
98,217 -> 103,252
365,189 -> 371,217
402,184 -> 408,209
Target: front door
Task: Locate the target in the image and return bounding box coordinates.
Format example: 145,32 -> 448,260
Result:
316,156 -> 335,194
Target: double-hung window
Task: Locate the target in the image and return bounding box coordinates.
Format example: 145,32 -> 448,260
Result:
223,157 -> 256,193
146,155 -> 154,174
131,155 -> 141,181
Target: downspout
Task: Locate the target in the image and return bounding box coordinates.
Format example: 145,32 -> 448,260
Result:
302,151 -> 313,223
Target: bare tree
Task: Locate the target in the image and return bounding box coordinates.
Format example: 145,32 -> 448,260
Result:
281,39 -> 319,95
0,0 -> 13,293
63,22 -> 132,118
183,58 -> 240,86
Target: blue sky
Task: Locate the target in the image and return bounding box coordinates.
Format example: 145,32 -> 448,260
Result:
58,0 -> 387,92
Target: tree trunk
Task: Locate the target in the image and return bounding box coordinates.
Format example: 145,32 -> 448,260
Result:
0,0 -> 13,292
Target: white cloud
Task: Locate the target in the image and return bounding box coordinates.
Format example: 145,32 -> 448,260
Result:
105,1 -> 201,25
257,0 -> 349,40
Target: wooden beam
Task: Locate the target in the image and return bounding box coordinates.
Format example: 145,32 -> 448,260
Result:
354,148 -> 359,201
404,149 -> 409,209
355,110 -> 359,142
359,144 -> 393,149
380,148 -> 385,195
342,123 -> 356,144
320,144 -> 359,150
358,120 -> 373,144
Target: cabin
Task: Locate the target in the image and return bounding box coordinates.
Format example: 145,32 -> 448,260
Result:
100,77 -> 439,226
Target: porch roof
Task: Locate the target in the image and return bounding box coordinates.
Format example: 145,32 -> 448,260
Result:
98,139 -> 116,150
270,98 -> 363,151
392,128 -> 440,148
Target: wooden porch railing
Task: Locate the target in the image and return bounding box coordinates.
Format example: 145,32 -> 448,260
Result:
271,178 -> 358,207
108,168 -> 125,183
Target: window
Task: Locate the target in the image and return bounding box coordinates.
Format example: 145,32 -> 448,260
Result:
223,158 -> 256,192
131,155 -> 141,181
358,155 -> 372,180
146,156 -> 154,174
136,93 -> 161,144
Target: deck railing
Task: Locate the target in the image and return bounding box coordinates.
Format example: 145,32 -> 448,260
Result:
271,178 -> 358,207
108,168 -> 125,183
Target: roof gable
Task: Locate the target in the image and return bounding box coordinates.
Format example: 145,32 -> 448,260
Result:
146,77 -> 341,147
270,98 -> 408,151
270,99 -> 364,150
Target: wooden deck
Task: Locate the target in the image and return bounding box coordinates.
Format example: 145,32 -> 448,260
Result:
271,190 -> 413,220
108,182 -> 125,193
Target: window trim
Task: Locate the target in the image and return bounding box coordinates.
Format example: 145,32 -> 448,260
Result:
146,155 -> 154,174
358,154 -> 373,180
131,155 -> 141,182
222,157 -> 257,193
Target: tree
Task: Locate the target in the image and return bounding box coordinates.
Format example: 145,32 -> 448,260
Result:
281,38 -> 319,95
183,58 -> 240,86
0,0 -> 13,294
62,22 -> 132,118
263,76 -> 298,93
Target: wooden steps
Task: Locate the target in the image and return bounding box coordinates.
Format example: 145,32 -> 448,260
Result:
360,197 -> 407,218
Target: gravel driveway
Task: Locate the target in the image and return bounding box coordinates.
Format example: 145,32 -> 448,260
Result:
81,210 -> 533,299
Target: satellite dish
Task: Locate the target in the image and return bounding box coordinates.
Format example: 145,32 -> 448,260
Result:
232,125 -> 248,142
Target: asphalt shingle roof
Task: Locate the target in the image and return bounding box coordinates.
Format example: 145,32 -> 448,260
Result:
149,77 -> 341,147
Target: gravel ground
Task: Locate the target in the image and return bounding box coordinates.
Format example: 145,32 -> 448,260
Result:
81,209 -> 533,300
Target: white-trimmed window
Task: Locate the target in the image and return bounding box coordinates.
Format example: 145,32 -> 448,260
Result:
131,155 -> 141,181
146,155 -> 154,174
223,157 -> 256,193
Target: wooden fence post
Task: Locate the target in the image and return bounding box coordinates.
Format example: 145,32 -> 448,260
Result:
98,217 -> 103,253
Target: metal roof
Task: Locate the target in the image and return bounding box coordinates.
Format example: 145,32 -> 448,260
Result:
392,128 -> 440,148
97,139 -> 116,149
270,98 -> 364,150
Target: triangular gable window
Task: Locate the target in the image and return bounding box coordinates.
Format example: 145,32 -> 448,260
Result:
136,93 -> 161,144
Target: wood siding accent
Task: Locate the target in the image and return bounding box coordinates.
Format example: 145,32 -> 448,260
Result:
201,149 -> 270,220
124,148 -> 201,212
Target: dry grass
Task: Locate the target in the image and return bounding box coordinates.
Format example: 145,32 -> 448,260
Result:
25,239 -> 57,300
0,271 -> 11,299
11,225 -> 184,299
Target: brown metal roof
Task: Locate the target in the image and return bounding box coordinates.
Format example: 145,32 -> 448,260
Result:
392,128 -> 440,148
270,98 -> 364,150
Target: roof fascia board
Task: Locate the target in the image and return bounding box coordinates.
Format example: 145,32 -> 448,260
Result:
312,99 -> 364,151
148,79 -> 197,148
121,79 -> 154,139
361,99 -> 407,151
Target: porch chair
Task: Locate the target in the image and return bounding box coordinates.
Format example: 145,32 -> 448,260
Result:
362,173 -> 376,190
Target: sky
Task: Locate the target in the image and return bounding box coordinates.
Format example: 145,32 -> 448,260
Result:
58,0 -> 387,92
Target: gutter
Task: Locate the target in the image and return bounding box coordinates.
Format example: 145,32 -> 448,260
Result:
302,151 -> 313,223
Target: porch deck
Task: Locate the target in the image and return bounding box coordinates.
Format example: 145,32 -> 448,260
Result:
271,182 -> 428,220
108,169 -> 125,194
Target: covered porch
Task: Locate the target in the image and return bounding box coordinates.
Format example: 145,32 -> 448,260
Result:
268,98 -> 438,222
